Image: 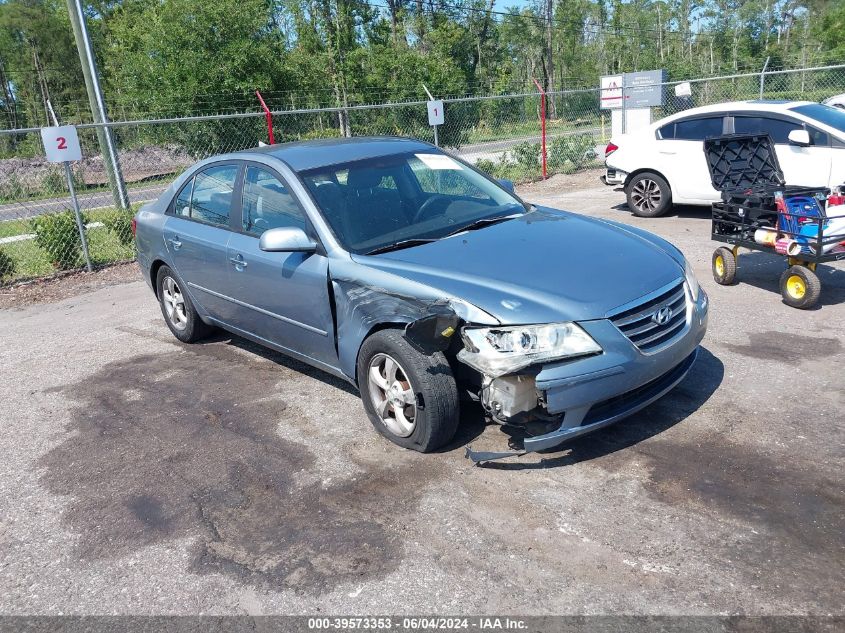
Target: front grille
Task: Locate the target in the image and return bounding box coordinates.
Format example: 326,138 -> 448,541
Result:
609,280 -> 688,353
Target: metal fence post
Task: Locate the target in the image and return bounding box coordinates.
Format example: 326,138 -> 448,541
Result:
759,56 -> 770,99
66,0 -> 130,211
531,78 -> 547,180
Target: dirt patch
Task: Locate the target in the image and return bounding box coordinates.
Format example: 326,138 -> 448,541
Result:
0,261 -> 142,309
39,339 -> 440,591
516,168 -> 606,198
0,145 -> 191,189
725,331 -> 842,363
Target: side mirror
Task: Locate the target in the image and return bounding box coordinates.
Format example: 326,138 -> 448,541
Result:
498,178 -> 515,193
787,129 -> 811,147
259,227 -> 317,253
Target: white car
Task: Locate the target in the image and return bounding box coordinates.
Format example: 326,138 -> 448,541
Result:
823,93 -> 845,109
603,100 -> 845,217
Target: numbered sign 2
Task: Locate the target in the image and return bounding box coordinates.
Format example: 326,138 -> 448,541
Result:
41,125 -> 82,163
427,100 -> 445,126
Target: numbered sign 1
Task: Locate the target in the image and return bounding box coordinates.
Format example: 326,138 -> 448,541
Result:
427,100 -> 445,126
41,125 -> 82,163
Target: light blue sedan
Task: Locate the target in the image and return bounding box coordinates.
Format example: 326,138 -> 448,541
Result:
134,137 -> 708,463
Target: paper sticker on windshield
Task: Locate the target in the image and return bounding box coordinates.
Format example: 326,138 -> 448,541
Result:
415,153 -> 463,170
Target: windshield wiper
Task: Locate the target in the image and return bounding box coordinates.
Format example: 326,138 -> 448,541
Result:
364,238 -> 438,255
442,212 -> 523,238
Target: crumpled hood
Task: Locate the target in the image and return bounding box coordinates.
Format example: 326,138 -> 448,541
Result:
350,207 -> 685,324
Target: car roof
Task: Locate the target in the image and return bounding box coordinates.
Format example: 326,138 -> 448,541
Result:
657,99 -> 816,125
236,136 -> 436,172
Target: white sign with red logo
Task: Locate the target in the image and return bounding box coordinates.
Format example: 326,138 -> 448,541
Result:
41,125 -> 82,163
600,75 -> 623,109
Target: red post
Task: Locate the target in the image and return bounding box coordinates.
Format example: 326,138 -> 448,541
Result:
255,90 -> 275,145
532,78 -> 547,180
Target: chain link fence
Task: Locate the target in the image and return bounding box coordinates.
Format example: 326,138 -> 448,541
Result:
1,64 -> 843,286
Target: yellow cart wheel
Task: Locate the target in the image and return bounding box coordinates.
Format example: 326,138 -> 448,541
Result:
712,247 -> 737,285
779,265 -> 821,309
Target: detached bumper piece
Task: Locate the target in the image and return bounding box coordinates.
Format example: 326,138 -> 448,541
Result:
465,349 -> 698,465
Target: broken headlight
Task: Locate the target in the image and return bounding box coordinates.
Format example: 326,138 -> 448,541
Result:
458,322 -> 602,376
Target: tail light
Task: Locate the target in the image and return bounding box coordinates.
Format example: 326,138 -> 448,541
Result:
605,142 -> 619,157
131,216 -> 137,239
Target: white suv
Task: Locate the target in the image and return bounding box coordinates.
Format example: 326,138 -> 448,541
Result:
603,100 -> 845,217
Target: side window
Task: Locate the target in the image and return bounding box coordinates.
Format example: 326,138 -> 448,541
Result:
657,123 -> 675,139
190,165 -> 238,227
808,126 -> 829,146
673,116 -> 724,140
241,166 -> 307,236
174,178 -> 193,217
734,116 -> 801,144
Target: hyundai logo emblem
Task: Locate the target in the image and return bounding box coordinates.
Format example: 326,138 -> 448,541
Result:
652,305 -> 673,325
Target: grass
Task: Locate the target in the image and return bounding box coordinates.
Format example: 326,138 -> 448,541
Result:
0,205 -> 138,285
464,116 -> 604,145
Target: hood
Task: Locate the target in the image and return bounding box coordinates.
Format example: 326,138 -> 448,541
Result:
350,207 -> 684,324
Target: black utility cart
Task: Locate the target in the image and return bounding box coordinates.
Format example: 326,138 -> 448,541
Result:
704,133 -> 845,309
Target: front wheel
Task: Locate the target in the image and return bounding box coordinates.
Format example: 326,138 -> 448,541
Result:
780,265 -> 821,309
358,329 -> 459,453
626,172 -> 672,218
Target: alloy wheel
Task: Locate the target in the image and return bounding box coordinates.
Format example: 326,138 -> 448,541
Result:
367,353 -> 417,437
631,178 -> 662,214
161,276 -> 188,331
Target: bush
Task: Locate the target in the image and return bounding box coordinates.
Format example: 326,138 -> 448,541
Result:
511,141 -> 541,172
102,208 -> 136,246
42,168 -> 67,195
548,133 -> 596,174
474,159 -> 497,175
0,249 -> 16,281
31,210 -> 89,270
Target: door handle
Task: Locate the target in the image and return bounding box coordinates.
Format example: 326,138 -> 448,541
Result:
167,237 -> 182,250
229,256 -> 248,269
659,150 -> 676,155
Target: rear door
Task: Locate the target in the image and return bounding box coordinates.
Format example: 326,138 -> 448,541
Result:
655,115 -> 726,202
162,163 -> 240,319
731,114 -> 832,187
220,163 -> 338,367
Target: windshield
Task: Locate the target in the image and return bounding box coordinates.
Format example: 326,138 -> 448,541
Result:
299,151 -> 526,254
790,103 -> 845,134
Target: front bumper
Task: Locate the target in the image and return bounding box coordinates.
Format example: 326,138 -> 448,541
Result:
525,289 -> 708,451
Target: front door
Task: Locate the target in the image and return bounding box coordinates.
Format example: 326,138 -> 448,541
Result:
733,115 -> 832,187
220,165 -> 338,368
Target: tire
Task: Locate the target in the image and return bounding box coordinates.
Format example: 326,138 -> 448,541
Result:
156,265 -> 212,343
779,265 -> 821,309
357,329 -> 459,453
626,172 -> 672,217
712,247 -> 738,285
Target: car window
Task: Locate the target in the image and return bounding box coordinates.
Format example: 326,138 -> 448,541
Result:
673,116 -> 724,140
241,166 -> 307,236
733,116 -> 802,144
791,103 -> 845,134
188,165 -> 238,227
174,178 -> 193,218
657,123 -> 675,139
300,151 -> 525,254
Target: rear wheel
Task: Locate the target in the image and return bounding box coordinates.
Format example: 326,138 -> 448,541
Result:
626,172 -> 672,218
779,265 -> 821,309
156,265 -> 212,342
712,247 -> 738,285
358,329 -> 459,453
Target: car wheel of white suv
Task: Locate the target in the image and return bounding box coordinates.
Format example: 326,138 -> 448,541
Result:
626,172 -> 672,218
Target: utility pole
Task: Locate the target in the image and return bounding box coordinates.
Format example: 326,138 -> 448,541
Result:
65,0 -> 129,210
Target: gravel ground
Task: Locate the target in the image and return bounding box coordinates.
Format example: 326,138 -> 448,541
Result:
0,183 -> 842,616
